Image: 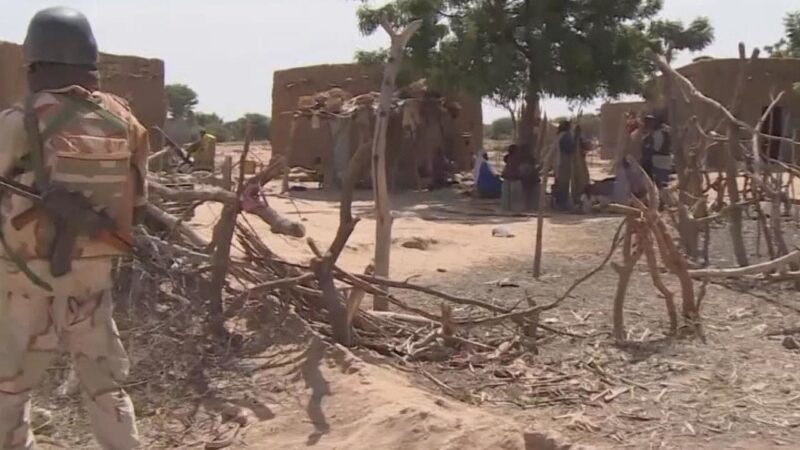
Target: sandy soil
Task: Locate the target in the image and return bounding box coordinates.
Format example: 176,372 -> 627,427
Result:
194,143 -> 612,280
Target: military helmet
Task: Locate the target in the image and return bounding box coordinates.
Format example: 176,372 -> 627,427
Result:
23,6 -> 98,66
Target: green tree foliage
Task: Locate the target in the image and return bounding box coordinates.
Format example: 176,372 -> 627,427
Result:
766,11 -> 800,58
356,0 -> 672,146
488,117 -> 514,140
224,113 -> 270,142
647,17 -> 715,62
194,112 -> 230,142
165,84 -> 199,119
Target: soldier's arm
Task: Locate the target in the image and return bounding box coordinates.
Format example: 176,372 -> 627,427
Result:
0,109 -> 27,177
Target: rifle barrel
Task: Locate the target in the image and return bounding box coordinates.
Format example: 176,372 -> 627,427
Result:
0,177 -> 41,202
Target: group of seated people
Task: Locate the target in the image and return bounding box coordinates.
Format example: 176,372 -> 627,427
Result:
476,144 -> 540,211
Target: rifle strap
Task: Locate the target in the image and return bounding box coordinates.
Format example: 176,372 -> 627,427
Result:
19,94 -> 128,173
24,95 -> 49,190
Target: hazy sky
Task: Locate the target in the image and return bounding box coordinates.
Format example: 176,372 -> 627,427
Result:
1,0 -> 796,123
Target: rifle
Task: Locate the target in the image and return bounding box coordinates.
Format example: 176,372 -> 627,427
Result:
0,176 -> 133,277
152,126 -> 193,166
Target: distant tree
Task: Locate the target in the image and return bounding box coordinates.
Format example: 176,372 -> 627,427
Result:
765,11 -> 800,58
195,112 -> 230,142
488,117 -> 514,140
647,17 -> 715,62
354,49 -> 389,65
165,84 -> 199,120
225,113 -> 270,141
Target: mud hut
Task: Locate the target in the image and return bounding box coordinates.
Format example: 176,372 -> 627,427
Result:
271,63 -> 483,188
600,58 -> 800,167
670,57 -> 800,168
0,40 -> 166,152
283,80 -> 469,191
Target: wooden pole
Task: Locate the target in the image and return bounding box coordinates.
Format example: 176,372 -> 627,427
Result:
221,155 -> 233,191
370,18 -> 422,311
533,113 -> 549,278
208,121 -> 252,335
281,119 -> 298,193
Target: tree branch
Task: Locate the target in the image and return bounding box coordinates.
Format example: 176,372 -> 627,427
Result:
149,180 -> 237,204
689,249 -> 800,279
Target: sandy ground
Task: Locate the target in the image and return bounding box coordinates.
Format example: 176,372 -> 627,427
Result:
194,143 -> 613,280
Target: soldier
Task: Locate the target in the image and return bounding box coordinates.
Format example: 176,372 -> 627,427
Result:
0,6 -> 147,449
186,128 -> 217,172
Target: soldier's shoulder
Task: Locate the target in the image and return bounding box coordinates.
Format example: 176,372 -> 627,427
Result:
94,91 -> 133,116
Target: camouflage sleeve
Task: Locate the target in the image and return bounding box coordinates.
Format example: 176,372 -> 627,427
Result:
129,118 -> 149,207
0,108 -> 26,178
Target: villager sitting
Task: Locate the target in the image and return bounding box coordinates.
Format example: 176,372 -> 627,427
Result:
476,153 -> 502,199
430,147 -> 455,190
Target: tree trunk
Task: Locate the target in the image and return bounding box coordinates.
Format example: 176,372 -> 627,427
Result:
665,71 -> 702,259
208,125 -> 253,334
518,90 -> 539,152
371,19 -> 422,311
506,105 -> 519,143
725,121 -> 749,266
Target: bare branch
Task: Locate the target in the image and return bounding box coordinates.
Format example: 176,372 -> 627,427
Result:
144,203 -> 209,248
689,249 -> 800,279
150,180 -> 237,204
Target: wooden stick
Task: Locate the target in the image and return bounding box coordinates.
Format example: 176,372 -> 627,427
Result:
149,180 -> 237,204
281,119 -> 298,193
642,234 -> 678,335
533,113 -> 550,278
207,122 -> 252,334
371,18 -> 423,311
243,273 -> 314,295
689,249 -> 800,278
144,203 -> 209,248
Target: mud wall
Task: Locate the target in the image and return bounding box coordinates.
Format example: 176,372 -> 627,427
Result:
0,41 -> 165,152
271,63 -> 483,171
673,58 -> 800,167
601,58 -> 800,166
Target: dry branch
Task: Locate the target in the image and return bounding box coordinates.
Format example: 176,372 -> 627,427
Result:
689,250 -> 800,279
149,180 -> 237,204
145,203 -> 209,248
240,183 -> 305,237
371,18 -> 423,311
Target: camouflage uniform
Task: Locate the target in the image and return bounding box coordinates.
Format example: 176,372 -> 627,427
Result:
0,86 -> 149,449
